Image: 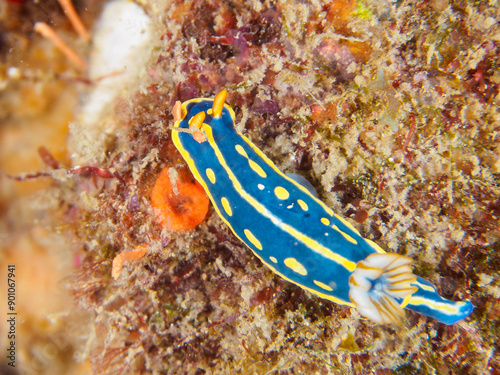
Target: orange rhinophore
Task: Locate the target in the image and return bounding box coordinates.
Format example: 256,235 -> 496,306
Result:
188,111 -> 207,143
211,89 -> 227,118
173,101 -> 182,122
112,245 -> 149,280
189,111 -> 205,129
151,167 -> 209,231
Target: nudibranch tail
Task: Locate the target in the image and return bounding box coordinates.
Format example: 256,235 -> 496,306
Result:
349,253 -> 418,324
211,89 -> 227,118
404,277 -> 475,325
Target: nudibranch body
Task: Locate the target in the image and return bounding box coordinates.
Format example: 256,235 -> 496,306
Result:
172,90 -> 474,325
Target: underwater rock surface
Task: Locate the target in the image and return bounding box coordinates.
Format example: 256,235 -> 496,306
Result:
0,0 -> 499,374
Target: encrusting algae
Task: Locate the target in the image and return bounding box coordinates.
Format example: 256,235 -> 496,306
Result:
0,0 -> 499,374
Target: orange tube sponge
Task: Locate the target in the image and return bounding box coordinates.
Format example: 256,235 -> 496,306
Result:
151,167 -> 209,231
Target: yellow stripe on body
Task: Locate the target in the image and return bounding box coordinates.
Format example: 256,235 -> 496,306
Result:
206,168 -> 216,184
248,160 -> 267,178
334,214 -> 361,236
239,134 -> 359,238
412,280 -> 436,292
314,280 -> 334,291
331,225 -> 358,245
235,144 -> 248,157
235,144 -> 267,177
221,197 -> 233,216
203,124 -> 357,272
400,294 -> 412,308
408,296 -> 466,314
257,246 -> 352,306
284,257 -> 308,276
364,238 -> 386,254
244,229 -> 263,250
297,199 -> 308,211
